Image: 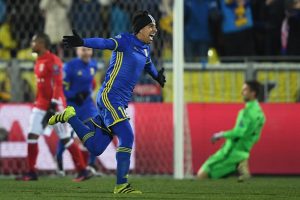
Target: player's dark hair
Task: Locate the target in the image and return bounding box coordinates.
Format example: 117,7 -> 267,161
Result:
245,80 -> 261,98
34,32 -> 51,49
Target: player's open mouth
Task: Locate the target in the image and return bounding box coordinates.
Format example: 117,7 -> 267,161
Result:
149,34 -> 155,41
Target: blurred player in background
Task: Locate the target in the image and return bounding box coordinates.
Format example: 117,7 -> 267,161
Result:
17,33 -> 90,182
197,80 -> 266,181
55,46 -> 100,176
49,11 -> 166,193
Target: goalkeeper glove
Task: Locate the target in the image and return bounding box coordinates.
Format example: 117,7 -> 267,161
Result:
211,131 -> 224,144
62,29 -> 83,48
155,68 -> 166,88
42,101 -> 58,128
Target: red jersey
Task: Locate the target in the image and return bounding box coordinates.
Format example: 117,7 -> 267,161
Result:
34,51 -> 66,110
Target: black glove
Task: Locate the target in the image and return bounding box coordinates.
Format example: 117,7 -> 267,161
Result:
42,101 -> 57,128
74,91 -> 90,105
62,29 -> 83,48
155,68 -> 166,88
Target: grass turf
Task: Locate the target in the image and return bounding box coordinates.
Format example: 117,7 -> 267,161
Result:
0,176 -> 299,200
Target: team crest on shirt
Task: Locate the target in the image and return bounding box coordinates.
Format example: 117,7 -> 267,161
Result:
90,68 -> 95,75
39,63 -> 45,72
77,70 -> 82,76
53,64 -> 60,75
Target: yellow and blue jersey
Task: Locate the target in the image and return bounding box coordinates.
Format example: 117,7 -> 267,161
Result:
63,58 -> 98,120
83,33 -> 159,127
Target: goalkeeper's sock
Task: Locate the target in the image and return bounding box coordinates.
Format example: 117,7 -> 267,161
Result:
116,149 -> 131,184
65,140 -> 86,172
27,140 -> 38,173
68,116 -> 112,156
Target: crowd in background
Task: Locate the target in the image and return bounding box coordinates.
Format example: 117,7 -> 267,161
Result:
0,0 -> 299,62
0,0 -> 300,103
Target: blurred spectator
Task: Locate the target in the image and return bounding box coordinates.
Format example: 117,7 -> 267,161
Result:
0,0 -> 5,24
39,0 -> 72,57
219,0 -> 255,57
0,67 -> 11,102
0,14 -> 17,60
251,0 -> 285,56
8,0 -> 44,52
159,0 -> 173,61
69,0 -> 102,37
283,0 -> 300,55
110,0 -> 131,36
184,0 -> 218,62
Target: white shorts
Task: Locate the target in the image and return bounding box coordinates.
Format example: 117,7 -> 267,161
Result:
28,107 -> 71,139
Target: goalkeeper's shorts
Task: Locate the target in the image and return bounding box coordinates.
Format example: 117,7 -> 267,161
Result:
201,148 -> 249,179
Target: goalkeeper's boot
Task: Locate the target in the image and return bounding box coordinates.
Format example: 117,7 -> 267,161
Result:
113,183 -> 142,194
237,159 -> 251,182
48,106 -> 76,125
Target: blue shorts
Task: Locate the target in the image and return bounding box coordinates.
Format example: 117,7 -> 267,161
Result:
98,101 -> 129,129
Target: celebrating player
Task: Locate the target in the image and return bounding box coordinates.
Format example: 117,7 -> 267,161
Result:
197,81 -> 266,181
18,33 -> 90,182
56,47 -> 99,176
48,11 -> 166,193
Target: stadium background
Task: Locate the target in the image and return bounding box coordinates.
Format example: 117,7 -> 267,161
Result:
0,0 -> 300,178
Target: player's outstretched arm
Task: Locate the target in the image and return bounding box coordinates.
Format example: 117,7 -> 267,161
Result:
63,29 -> 116,50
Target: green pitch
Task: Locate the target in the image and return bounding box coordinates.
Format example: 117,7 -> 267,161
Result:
0,176 -> 299,199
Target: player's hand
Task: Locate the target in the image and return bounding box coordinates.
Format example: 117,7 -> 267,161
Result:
211,131 -> 224,144
42,101 -> 57,128
74,91 -> 90,105
62,29 -> 83,48
155,68 -> 166,88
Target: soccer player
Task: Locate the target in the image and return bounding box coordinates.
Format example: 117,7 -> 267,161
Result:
197,80 -> 266,181
48,11 -> 166,193
18,33 -> 90,182
56,47 -> 99,176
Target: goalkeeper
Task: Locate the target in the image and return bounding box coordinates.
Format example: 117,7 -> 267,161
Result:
48,11 -> 166,194
197,81 -> 266,181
